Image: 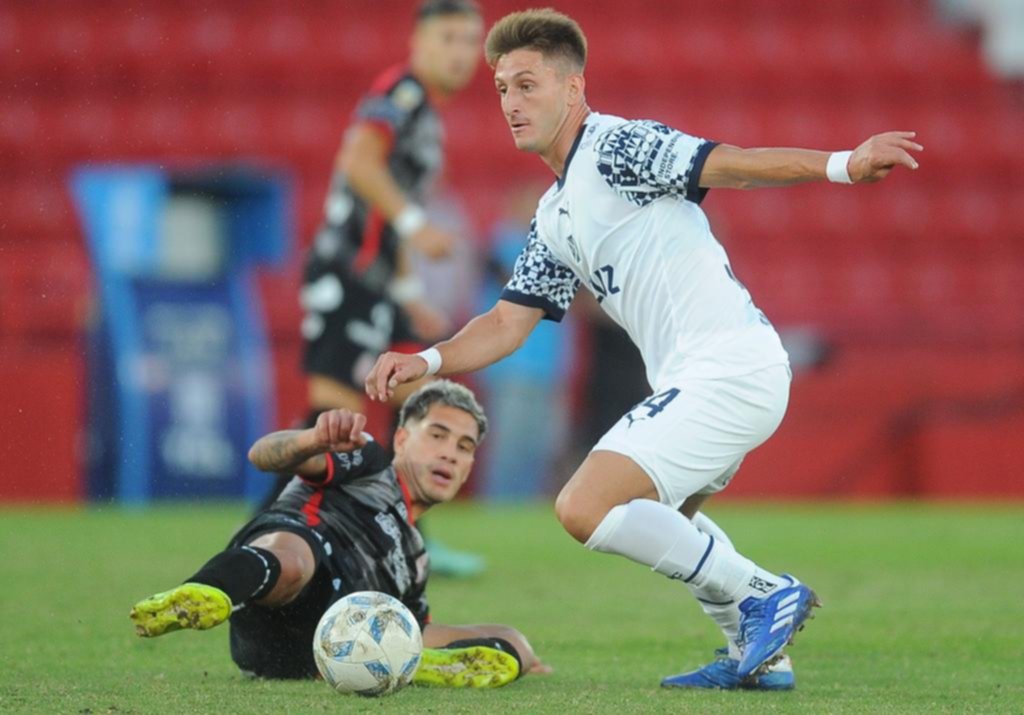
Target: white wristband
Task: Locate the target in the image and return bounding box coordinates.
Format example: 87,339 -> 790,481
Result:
388,275 -> 425,304
392,205 -> 427,240
826,151 -> 854,184
416,347 -> 442,376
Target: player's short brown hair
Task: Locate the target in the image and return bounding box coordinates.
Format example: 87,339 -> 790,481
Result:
399,379 -> 488,443
416,0 -> 481,22
484,8 -> 587,71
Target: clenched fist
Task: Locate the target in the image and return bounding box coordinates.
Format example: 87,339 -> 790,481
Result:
311,409 -> 368,453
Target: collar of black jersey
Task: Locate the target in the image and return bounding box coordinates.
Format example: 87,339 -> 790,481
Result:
556,119 -> 589,190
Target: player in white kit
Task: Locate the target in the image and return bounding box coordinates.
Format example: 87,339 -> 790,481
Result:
365,9 -> 923,689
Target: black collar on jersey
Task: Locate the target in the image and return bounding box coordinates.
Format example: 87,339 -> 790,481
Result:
557,120 -> 589,190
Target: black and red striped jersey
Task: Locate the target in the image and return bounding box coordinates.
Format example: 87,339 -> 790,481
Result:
268,441 -> 430,626
310,65 -> 443,289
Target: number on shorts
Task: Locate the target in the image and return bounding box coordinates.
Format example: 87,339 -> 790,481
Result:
626,388 -> 681,427
641,388 -> 680,417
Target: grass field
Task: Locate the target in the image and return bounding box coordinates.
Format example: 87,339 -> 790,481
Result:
1,502 -> 1022,714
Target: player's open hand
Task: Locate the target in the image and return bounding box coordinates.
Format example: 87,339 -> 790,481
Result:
365,351 -> 429,402
312,409 -> 368,452
848,131 -> 922,183
408,223 -> 455,259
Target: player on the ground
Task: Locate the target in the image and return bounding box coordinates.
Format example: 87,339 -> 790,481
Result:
365,9 -> 923,690
130,381 -> 547,685
276,0 -> 488,575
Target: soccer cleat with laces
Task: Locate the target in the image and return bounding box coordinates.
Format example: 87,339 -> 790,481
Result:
413,637 -> 521,688
661,648 -> 795,690
130,583 -> 232,638
736,574 -> 820,678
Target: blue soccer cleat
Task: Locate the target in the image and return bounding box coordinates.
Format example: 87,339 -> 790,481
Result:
736,575 -> 819,677
661,648 -> 795,691
736,574 -> 820,678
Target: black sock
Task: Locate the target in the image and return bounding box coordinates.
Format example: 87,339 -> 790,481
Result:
186,546 -> 281,606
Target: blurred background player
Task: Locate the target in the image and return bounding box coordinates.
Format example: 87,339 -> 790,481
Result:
365,8 -> 923,690
130,381 -> 547,684
271,0 -> 487,575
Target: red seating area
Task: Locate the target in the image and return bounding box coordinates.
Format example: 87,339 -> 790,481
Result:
730,347 -> 1024,499
1,1 -> 1021,500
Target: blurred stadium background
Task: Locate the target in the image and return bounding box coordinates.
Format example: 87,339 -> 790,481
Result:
1,0 -> 1023,506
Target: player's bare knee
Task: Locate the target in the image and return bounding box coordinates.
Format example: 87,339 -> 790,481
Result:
555,487 -> 602,544
279,556 -> 311,598
247,531 -> 316,607
256,550 -> 311,606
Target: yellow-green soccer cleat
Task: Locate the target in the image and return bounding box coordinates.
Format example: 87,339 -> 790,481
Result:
130,583 -> 232,638
413,638 -> 522,688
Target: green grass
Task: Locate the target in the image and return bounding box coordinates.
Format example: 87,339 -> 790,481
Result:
1,502 -> 1022,714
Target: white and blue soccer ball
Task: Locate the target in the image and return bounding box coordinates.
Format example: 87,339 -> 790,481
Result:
313,591 -> 423,697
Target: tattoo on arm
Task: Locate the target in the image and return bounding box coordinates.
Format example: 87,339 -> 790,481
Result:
247,430 -> 324,473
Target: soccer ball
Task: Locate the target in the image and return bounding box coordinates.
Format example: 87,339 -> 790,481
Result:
312,591 -> 423,696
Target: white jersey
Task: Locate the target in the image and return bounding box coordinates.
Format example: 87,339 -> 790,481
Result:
501,112 -> 789,389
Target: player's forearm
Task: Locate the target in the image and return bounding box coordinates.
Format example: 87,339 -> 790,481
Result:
247,430 -> 325,473
341,153 -> 410,221
433,308 -> 528,375
699,146 -> 831,189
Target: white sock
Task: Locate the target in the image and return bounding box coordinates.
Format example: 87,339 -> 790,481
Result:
691,512 -> 791,658
585,499 -> 715,582
691,587 -> 742,659
689,512 -> 741,658
586,500 -> 784,600
691,511 -> 734,550
699,540 -> 784,604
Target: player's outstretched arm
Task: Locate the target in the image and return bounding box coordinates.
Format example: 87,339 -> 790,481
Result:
247,409 -> 368,477
699,131 -> 923,189
366,299 -> 544,402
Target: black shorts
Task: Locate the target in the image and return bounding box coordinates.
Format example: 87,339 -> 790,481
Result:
301,257 -> 419,390
226,512 -> 337,679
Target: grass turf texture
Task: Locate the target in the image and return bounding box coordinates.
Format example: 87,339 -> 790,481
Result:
1,503 -> 1022,714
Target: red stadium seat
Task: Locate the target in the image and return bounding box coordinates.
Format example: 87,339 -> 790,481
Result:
256,267 -> 304,341
0,346 -> 85,502
0,243 -> 91,339
0,176 -> 78,241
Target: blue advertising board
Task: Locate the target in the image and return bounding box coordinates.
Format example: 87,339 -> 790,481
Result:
72,166 -> 290,504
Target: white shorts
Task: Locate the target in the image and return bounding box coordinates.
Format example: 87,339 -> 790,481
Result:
592,364 -> 791,508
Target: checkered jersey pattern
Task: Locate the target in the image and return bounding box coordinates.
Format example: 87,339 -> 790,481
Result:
500,219 -> 580,322
594,120 -> 715,207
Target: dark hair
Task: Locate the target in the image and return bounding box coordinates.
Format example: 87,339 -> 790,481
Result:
484,8 -> 587,70
417,0 -> 481,22
398,379 -> 488,442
